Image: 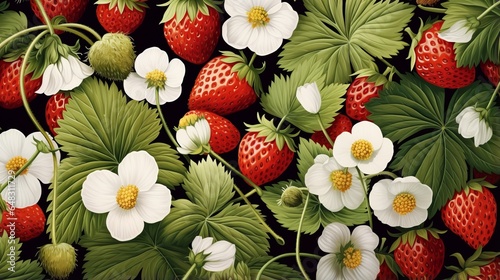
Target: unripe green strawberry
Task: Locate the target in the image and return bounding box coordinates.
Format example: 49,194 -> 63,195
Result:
88,33 -> 136,80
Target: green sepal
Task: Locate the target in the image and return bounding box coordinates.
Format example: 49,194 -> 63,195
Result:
447,247 -> 500,280
95,0 -> 148,13
389,227 -> 446,252
158,0 -> 222,23
245,113 -> 299,152
220,50 -> 265,96
405,17 -> 437,70
351,67 -> 388,87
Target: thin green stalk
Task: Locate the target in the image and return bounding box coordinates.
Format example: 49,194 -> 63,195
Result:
34,0 -> 55,35
155,89 -> 179,148
275,115 -> 287,131
181,263 -> 197,280
255,252 -> 321,280
364,170 -> 398,180
0,150 -> 41,193
316,114 -> 334,148
485,82 -> 500,111
477,1 -> 500,20
227,188 -> 257,204
0,25 -> 48,51
296,193 -> 311,280
378,57 -> 403,78
52,26 -> 94,46
59,23 -> 102,41
209,151 -> 263,196
248,52 -> 257,67
356,167 -> 373,229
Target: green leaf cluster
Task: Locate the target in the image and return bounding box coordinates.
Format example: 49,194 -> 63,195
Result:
47,77 -> 186,244
261,57 -> 347,133
366,73 -> 499,218
164,157 -> 270,262
442,0 -> 500,66
278,0 -> 414,84
0,9 -> 35,63
0,232 -> 44,280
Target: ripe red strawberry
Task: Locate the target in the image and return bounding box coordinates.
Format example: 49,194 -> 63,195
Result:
480,60 -> 500,86
441,181 -> 497,249
411,21 -> 475,88
183,110 -> 240,154
238,115 -> 297,186
188,52 -> 262,116
473,169 -> 500,185
0,58 -> 41,109
0,203 -> 46,242
96,0 -> 147,34
311,113 -> 352,149
31,0 -> 88,27
377,261 -> 398,280
391,228 -> 445,280
471,257 -> 500,279
160,0 -> 221,64
346,75 -> 384,121
448,247 -> 500,280
45,92 -> 70,136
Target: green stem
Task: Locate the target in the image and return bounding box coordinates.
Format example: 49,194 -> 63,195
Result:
248,52 -> 257,67
58,23 -> 102,41
155,89 -> 179,148
209,151 -> 263,196
364,171 -> 398,180
296,193 -> 311,280
485,82 -> 500,111
20,30 -> 60,244
316,114 -> 334,148
255,252 -> 321,280
356,167 -> 373,229
227,188 -> 257,204
34,0 -> 55,35
378,57 -> 403,78
52,26 -> 94,46
477,1 -> 500,20
417,5 -> 446,13
181,263 -> 197,280
0,150 -> 41,194
0,25 -> 48,51
275,115 -> 287,131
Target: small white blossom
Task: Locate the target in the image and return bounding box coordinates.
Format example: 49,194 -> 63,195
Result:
438,19 -> 476,43
191,236 -> 236,272
456,106 -> 492,147
176,116 -> 211,155
296,82 -> 321,114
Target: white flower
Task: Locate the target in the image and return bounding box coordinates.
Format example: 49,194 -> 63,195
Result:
0,129 -> 60,208
176,115 -> 211,155
222,0 -> 299,56
317,222 -> 379,280
456,106 -> 492,147
124,47 -> 186,105
191,236 -> 236,272
369,176 -> 432,228
81,151 -> 172,241
438,19 -> 476,43
36,54 -> 94,96
305,154 -> 365,212
296,82 -> 321,114
333,121 -> 394,175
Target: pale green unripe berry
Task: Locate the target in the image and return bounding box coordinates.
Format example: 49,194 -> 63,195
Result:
88,33 -> 135,80
279,186 -> 303,207
38,243 -> 77,279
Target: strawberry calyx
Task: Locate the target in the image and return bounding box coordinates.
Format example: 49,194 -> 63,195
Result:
244,113 -> 299,152
351,68 -> 388,87
159,0 -> 222,23
221,50 -> 265,96
376,238 -> 402,278
446,246 -> 500,279
95,0 -> 148,13
405,17 -> 438,70
389,227 -> 446,252
462,177 -> 497,195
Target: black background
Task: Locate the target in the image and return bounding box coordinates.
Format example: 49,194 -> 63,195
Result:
1,0 -> 499,279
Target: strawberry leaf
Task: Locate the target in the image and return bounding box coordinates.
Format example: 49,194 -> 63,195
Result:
441,0 -> 500,67
296,138 -> 331,184
79,220 -> 189,279
0,232 -> 45,280
278,0 -> 414,84
0,10 -> 34,63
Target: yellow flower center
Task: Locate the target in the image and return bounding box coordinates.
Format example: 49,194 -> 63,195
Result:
330,170 -> 352,192
178,114 -> 199,128
342,246 -> 362,269
392,192 -> 417,215
350,139 -> 373,161
5,156 -> 29,175
145,69 -> 167,89
116,185 -> 139,210
247,6 -> 270,28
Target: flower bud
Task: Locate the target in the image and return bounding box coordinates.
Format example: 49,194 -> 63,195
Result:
38,243 -> 77,279
279,186 -> 303,207
88,33 -> 136,80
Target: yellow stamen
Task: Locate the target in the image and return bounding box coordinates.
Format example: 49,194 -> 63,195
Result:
247,6 -> 270,28
392,192 -> 417,215
343,247 -> 362,269
178,114 -> 199,128
145,69 -> 167,89
5,156 -> 29,175
330,170 -> 352,192
116,185 -> 139,210
351,139 -> 374,161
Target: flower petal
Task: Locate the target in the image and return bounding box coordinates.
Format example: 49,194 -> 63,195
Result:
118,151 -> 158,192
106,208 -> 144,241
2,174 -> 41,207
400,207 -> 427,228
341,180 -> 365,210
357,138 -> 393,175
24,132 -> 60,184
135,47 -> 169,77
222,16 -> 256,50
156,86 -> 182,104
0,129 -> 25,163
135,184 -> 172,223
351,121 -> 384,150
192,236 -> 213,255
318,222 -> 350,253
319,189 -> 344,212
304,164 -> 331,196
165,58 -> 185,88
343,250 -> 380,280
368,179 -> 394,211
333,132 -> 357,168
351,225 -> 379,251
204,241 -> 236,272
317,254 -> 341,280
81,170 -> 121,213
123,72 -> 148,101
373,207 -> 402,228
296,82 -> 321,114
176,129 -> 197,153
223,0 -> 253,17
248,26 -> 283,56
267,3 -> 299,39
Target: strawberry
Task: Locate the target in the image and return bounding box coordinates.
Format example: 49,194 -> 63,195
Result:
391,228 -> 445,280
96,0 -> 147,34
311,113 -> 352,149
30,0 -> 89,27
376,238 -> 401,280
160,0 -> 221,64
0,203 -> 46,242
409,20 -> 475,89
377,261 -> 398,280
441,179 -> 497,249
0,58 -> 41,109
45,92 -> 70,136
447,247 -> 500,280
473,169 -> 500,185
238,114 -> 297,186
345,69 -> 387,121
188,52 -> 263,116
480,60 -> 500,86
183,110 -> 240,154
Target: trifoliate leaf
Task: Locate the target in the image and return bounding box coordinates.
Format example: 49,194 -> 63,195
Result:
80,220 -> 190,280
278,0 -> 414,84
441,0 -> 500,66
261,58 -> 347,133
0,232 -> 45,280
248,256 -> 304,280
262,180 -> 368,234
47,77 -> 186,244
366,73 -> 497,217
